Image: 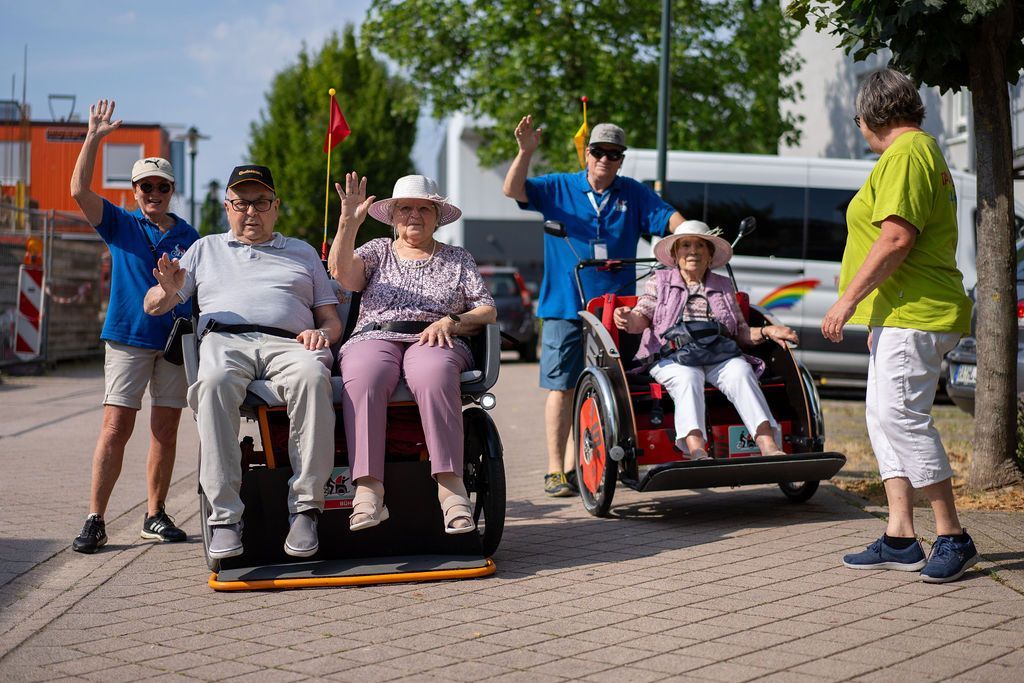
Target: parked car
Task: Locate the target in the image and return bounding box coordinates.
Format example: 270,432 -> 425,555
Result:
945,241 -> 1024,414
479,265 -> 538,362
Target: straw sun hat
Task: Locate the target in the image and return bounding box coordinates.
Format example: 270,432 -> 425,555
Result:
367,175 -> 462,226
653,220 -> 733,269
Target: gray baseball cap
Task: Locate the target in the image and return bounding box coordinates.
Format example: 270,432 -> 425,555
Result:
589,123 -> 626,149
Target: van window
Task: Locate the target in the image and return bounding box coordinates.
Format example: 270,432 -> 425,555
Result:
660,181 -> 705,224
705,183 -> 804,259
806,188 -> 857,262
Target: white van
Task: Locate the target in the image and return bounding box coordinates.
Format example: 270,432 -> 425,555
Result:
622,149 -> 1023,385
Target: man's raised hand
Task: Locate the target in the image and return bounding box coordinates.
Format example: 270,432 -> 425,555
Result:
153,253 -> 185,296
514,115 -> 542,153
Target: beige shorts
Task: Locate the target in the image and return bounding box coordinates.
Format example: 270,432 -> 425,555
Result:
103,340 -> 188,410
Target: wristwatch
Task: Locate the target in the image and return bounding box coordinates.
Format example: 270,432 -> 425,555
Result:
448,313 -> 461,324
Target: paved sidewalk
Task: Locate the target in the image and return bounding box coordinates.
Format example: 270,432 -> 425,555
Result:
1,361 -> 1022,682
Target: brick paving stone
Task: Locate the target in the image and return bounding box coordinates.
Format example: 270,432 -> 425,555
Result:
633,651 -> 718,675
789,655 -> 882,680
729,646 -> 818,670
278,654 -> 350,677
427,660 -> 516,682
477,647 -> 558,669
583,666 -> 668,683
686,661 -> 775,682
326,663 -> 410,682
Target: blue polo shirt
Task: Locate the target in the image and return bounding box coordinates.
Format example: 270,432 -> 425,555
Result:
95,199 -> 199,349
521,171 -> 675,319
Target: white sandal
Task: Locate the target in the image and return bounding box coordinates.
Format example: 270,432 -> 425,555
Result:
350,488 -> 389,531
441,495 -> 476,535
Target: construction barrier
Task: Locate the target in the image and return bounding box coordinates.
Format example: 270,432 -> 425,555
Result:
14,264 -> 43,360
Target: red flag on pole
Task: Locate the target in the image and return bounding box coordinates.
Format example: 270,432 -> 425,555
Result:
323,94 -> 351,153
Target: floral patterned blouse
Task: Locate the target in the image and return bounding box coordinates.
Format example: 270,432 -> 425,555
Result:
339,238 -> 495,356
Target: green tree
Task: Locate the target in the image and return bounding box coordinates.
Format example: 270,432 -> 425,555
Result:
249,25 -> 418,244
363,0 -> 803,172
199,180 -> 225,236
789,0 -> 1024,489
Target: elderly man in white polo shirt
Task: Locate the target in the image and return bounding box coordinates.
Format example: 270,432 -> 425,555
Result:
144,164 -> 342,561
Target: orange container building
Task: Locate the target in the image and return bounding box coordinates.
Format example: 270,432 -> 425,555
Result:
1,119 -> 169,223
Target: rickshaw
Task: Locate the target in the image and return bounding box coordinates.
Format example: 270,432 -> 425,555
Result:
546,218 -> 846,517
180,289 -> 506,590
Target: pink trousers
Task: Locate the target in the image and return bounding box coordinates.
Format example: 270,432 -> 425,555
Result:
340,339 -> 472,482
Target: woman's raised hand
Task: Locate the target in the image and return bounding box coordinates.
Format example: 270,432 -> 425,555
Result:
87,99 -> 122,139
336,171 -> 375,231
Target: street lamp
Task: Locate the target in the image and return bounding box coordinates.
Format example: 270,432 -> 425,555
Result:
183,126 -> 210,228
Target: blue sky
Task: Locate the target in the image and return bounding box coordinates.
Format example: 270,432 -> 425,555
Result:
1,1 -> 443,211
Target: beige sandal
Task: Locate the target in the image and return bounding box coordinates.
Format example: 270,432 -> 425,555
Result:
441,495 -> 475,535
350,488 -> 389,531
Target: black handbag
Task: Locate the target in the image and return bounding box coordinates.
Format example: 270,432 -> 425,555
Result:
660,319 -> 742,367
162,317 -> 193,366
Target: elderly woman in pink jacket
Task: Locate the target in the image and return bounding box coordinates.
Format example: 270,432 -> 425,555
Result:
613,220 -> 799,460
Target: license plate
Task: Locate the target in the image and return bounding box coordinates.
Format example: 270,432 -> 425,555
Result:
952,363 -> 977,387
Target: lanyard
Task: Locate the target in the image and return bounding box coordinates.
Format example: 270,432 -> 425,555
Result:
586,191 -> 612,238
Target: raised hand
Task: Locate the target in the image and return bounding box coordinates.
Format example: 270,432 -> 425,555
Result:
335,171 -> 375,231
87,99 -> 122,139
153,253 -> 185,296
514,115 -> 542,153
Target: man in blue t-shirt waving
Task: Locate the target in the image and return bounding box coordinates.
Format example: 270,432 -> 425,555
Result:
503,116 -> 683,497
69,99 -> 199,553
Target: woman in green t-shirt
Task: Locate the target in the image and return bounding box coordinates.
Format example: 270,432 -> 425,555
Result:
821,69 -> 978,584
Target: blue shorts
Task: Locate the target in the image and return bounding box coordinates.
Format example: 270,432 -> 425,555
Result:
539,318 -> 584,391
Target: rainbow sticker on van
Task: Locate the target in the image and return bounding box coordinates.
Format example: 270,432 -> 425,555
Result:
757,279 -> 821,310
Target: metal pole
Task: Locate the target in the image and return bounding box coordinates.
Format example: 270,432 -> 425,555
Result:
655,0 -> 671,198
190,146 -> 197,227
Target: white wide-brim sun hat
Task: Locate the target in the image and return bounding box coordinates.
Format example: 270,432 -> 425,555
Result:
367,175 -> 462,227
654,220 -> 734,269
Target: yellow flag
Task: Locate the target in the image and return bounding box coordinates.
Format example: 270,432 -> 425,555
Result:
573,97 -> 588,168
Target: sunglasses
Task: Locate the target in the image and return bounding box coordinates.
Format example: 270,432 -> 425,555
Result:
853,115 -> 862,128
589,147 -> 625,162
138,181 -> 172,194
227,198 -> 275,213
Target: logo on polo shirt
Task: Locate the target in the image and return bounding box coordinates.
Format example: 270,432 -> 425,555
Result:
169,244 -> 186,260
615,199 -> 628,213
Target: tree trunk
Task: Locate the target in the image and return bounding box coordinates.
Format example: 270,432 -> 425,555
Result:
967,1 -> 1023,489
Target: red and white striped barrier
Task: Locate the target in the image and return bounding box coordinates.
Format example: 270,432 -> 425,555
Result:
15,265 -> 44,361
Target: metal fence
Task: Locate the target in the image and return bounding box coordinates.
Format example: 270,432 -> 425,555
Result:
0,204 -> 108,367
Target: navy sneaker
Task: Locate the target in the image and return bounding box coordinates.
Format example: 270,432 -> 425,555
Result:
921,531 -> 979,583
843,536 -> 927,571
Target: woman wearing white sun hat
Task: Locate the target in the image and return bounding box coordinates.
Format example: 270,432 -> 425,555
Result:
328,172 -> 496,534
613,220 -> 798,460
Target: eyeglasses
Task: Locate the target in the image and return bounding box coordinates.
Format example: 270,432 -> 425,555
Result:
853,115 -> 862,128
589,147 -> 625,161
226,198 -> 275,213
138,181 -> 172,194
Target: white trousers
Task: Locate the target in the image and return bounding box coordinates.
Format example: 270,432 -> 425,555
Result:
866,326 -> 960,488
189,332 -> 335,524
649,356 -> 778,453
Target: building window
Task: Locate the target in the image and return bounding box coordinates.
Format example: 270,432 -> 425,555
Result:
0,141 -> 30,185
103,143 -> 143,188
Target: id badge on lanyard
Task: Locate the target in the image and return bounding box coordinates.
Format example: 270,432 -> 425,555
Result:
587,191 -> 611,259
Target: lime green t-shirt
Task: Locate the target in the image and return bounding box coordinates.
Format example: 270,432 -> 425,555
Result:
840,131 -> 972,333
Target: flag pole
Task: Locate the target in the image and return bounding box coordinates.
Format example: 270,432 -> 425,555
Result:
322,87 -> 335,260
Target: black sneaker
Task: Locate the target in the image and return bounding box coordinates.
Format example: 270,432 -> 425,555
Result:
565,468 -> 580,494
72,514 -> 107,554
141,508 -> 187,542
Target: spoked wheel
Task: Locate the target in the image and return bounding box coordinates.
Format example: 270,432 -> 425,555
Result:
778,480 -> 820,502
574,372 -> 618,517
463,407 -> 506,557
